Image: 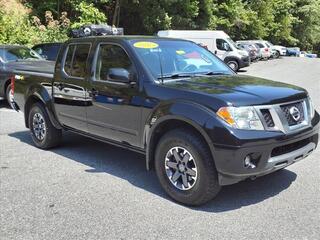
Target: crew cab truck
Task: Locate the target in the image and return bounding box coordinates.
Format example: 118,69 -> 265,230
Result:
12,36 -> 319,206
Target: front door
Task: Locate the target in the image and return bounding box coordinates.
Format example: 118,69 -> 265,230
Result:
86,43 -> 141,147
53,43 -> 91,132
215,39 -> 230,60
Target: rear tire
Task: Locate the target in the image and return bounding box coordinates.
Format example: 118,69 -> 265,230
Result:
274,51 -> 280,58
155,128 -> 221,206
28,102 -> 62,149
5,84 -> 14,109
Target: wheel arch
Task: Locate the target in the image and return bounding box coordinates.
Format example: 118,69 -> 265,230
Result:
4,78 -> 11,98
224,56 -> 239,65
24,86 -> 61,129
145,102 -> 216,171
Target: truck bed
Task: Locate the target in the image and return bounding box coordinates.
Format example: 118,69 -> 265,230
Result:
8,59 -> 55,77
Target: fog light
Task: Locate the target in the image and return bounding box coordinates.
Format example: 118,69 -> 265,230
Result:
244,155 -> 256,169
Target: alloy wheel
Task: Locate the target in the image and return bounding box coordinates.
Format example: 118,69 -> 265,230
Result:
32,113 -> 46,141
228,61 -> 238,71
165,146 -> 198,191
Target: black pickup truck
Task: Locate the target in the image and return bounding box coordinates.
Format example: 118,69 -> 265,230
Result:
12,36 -> 319,205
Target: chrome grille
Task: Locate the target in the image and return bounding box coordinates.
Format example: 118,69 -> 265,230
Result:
280,101 -> 305,126
260,109 -> 275,127
255,98 -> 310,134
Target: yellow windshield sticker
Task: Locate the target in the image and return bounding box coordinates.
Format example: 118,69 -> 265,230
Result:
176,50 -> 186,55
133,41 -> 159,49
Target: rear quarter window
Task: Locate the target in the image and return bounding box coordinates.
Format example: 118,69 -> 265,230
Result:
64,44 -> 91,78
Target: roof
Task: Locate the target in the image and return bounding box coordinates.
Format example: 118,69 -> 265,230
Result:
67,35 -> 190,43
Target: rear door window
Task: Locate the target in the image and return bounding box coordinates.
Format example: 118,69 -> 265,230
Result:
64,44 -> 90,78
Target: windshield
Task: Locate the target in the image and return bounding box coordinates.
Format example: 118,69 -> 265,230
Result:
0,47 -> 42,63
130,40 -> 233,80
227,38 -> 241,50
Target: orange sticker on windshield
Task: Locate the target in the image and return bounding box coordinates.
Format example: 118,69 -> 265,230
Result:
133,41 -> 159,49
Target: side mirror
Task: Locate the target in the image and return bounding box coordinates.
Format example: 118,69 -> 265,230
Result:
107,68 -> 132,83
222,43 -> 231,51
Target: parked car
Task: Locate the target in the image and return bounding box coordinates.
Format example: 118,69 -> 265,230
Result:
12,36 -> 319,206
0,45 -> 43,108
237,40 -> 272,60
158,30 -> 250,71
32,43 -> 62,61
300,51 -> 318,58
236,42 -> 259,61
265,41 -> 287,58
287,47 -> 301,57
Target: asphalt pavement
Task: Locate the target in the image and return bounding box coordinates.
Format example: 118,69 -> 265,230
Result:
0,57 -> 319,240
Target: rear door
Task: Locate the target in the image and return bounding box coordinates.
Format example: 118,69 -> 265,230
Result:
86,42 -> 142,146
53,43 -> 91,132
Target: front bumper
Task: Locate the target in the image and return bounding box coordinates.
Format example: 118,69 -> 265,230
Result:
239,56 -> 250,68
280,50 -> 287,56
212,114 -> 319,186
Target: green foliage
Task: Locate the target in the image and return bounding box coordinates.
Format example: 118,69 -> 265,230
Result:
1,0 -> 319,54
292,0 -> 320,51
71,1 -> 107,29
0,9 -> 33,45
0,9 -> 68,47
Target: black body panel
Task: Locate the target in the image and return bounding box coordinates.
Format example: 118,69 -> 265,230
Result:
12,36 -> 319,186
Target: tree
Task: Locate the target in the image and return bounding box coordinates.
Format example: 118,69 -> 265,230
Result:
292,0 -> 320,51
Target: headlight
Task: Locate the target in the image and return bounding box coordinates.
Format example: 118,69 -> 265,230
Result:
217,106 -> 264,130
308,97 -> 315,119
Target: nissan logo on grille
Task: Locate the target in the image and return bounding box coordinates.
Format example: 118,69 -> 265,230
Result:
289,106 -> 301,121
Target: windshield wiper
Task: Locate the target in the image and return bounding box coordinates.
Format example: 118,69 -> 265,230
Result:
195,71 -> 229,76
157,72 -> 195,80
157,71 -> 229,82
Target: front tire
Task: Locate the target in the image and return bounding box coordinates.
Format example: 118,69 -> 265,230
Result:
226,60 -> 239,71
155,129 -> 221,206
28,102 -> 62,149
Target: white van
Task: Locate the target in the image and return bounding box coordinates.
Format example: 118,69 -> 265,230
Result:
157,30 -> 250,71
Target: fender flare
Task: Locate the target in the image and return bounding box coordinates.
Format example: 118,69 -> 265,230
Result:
144,101 -> 217,170
223,56 -> 240,65
24,84 -> 62,129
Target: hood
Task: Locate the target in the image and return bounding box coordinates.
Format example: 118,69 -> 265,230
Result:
274,45 -> 286,48
164,74 -> 307,107
238,49 -> 249,56
4,59 -> 55,74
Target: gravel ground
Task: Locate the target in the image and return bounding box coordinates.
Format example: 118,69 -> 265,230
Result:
0,57 -> 319,240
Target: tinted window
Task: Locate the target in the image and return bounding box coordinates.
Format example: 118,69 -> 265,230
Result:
216,39 -> 230,51
64,44 -> 90,78
0,47 -> 42,63
33,44 -> 61,61
95,44 -> 133,81
131,40 -> 233,79
255,43 -> 264,48
64,45 -> 75,76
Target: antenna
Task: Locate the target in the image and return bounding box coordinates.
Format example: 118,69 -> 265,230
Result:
156,48 -> 164,84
